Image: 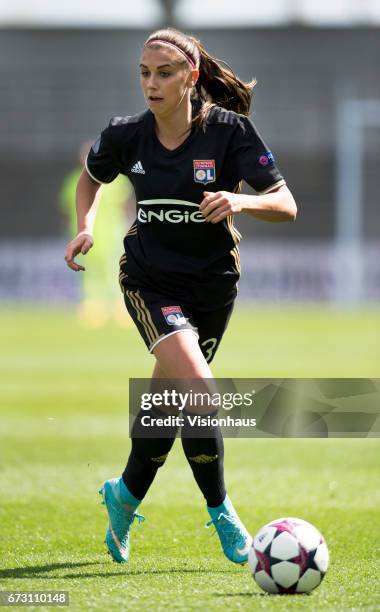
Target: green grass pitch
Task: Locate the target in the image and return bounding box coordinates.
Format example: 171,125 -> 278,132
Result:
1,306 -> 379,610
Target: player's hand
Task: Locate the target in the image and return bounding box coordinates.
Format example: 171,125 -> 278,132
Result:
199,191 -> 243,223
64,232 -> 93,272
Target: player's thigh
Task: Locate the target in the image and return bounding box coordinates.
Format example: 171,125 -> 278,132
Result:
153,332 -> 218,415
123,285 -> 211,375
152,330 -> 212,379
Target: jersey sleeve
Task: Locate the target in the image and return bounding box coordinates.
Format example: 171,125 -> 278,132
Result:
230,115 -> 286,194
85,122 -> 120,184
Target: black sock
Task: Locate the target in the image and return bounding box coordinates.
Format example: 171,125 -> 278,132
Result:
122,407 -> 179,500
181,410 -> 226,507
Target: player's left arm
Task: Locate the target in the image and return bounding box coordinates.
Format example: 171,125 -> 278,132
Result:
199,184 -> 297,224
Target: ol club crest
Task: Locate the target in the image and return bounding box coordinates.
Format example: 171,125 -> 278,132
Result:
161,306 -> 187,326
193,159 -> 216,185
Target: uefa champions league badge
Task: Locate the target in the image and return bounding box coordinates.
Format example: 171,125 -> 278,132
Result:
161,306 -> 187,326
258,151 -> 274,166
193,159 -> 216,184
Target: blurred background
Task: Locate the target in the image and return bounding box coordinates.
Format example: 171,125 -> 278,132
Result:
0,0 -> 379,310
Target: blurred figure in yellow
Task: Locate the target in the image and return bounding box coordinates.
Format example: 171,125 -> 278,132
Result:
60,141 -> 135,327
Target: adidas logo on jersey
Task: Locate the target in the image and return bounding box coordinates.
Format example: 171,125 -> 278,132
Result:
131,161 -> 145,174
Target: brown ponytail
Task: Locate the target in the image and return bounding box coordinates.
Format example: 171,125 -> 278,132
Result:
145,28 -> 256,129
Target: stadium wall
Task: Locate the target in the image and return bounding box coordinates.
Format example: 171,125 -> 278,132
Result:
1,241 -> 379,303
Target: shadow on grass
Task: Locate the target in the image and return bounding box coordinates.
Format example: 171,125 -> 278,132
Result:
0,562 -> 99,579
214,592 -> 266,597
214,592 -> 310,598
1,561 -> 238,580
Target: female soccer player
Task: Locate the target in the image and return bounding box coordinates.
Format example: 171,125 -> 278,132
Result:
64,27 -> 297,566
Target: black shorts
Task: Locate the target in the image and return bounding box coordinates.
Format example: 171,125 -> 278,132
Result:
122,284 -> 234,363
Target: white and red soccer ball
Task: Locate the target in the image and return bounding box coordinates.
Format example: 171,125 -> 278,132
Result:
248,517 -> 329,594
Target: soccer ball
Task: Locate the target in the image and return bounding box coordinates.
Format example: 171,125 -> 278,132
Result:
248,517 -> 329,594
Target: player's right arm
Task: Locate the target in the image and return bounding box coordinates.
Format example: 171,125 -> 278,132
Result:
64,169 -> 102,272
64,120 -> 122,270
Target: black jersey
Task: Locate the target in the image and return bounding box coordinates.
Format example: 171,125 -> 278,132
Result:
86,105 -> 285,310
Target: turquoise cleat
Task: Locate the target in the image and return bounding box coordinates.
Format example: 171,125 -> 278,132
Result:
99,477 -> 144,563
206,495 -> 252,564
